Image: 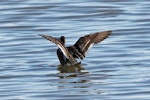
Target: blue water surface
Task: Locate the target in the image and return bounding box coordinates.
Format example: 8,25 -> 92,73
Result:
0,0 -> 150,100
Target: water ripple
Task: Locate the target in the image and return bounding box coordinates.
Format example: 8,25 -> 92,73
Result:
0,0 -> 150,100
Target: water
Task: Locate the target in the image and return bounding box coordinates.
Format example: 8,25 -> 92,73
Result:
0,0 -> 150,100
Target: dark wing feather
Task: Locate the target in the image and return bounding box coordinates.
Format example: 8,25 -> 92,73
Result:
74,30 -> 112,58
39,34 -> 70,59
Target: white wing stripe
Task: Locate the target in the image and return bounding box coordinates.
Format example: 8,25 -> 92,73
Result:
57,45 -> 69,59
82,39 -> 90,51
85,43 -> 94,54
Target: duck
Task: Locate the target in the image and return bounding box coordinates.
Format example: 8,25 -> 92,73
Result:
39,30 -> 112,66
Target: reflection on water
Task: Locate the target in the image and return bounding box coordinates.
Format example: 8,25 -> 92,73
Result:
56,64 -> 110,96
0,0 -> 150,100
58,63 -> 85,73
57,63 -> 88,79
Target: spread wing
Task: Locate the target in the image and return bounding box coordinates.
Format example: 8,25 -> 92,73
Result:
39,34 -> 70,59
74,30 -> 112,58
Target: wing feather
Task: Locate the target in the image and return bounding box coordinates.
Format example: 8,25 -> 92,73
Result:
74,30 -> 112,56
39,34 -> 70,59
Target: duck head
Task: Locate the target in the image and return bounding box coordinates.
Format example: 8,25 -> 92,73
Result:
60,36 -> 65,45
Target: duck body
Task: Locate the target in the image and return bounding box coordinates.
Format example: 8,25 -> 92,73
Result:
57,47 -> 78,65
39,30 -> 112,66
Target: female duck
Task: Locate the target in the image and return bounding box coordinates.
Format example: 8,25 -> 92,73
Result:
39,30 -> 112,66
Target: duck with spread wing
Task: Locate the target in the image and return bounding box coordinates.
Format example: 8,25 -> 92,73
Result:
39,30 -> 112,66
